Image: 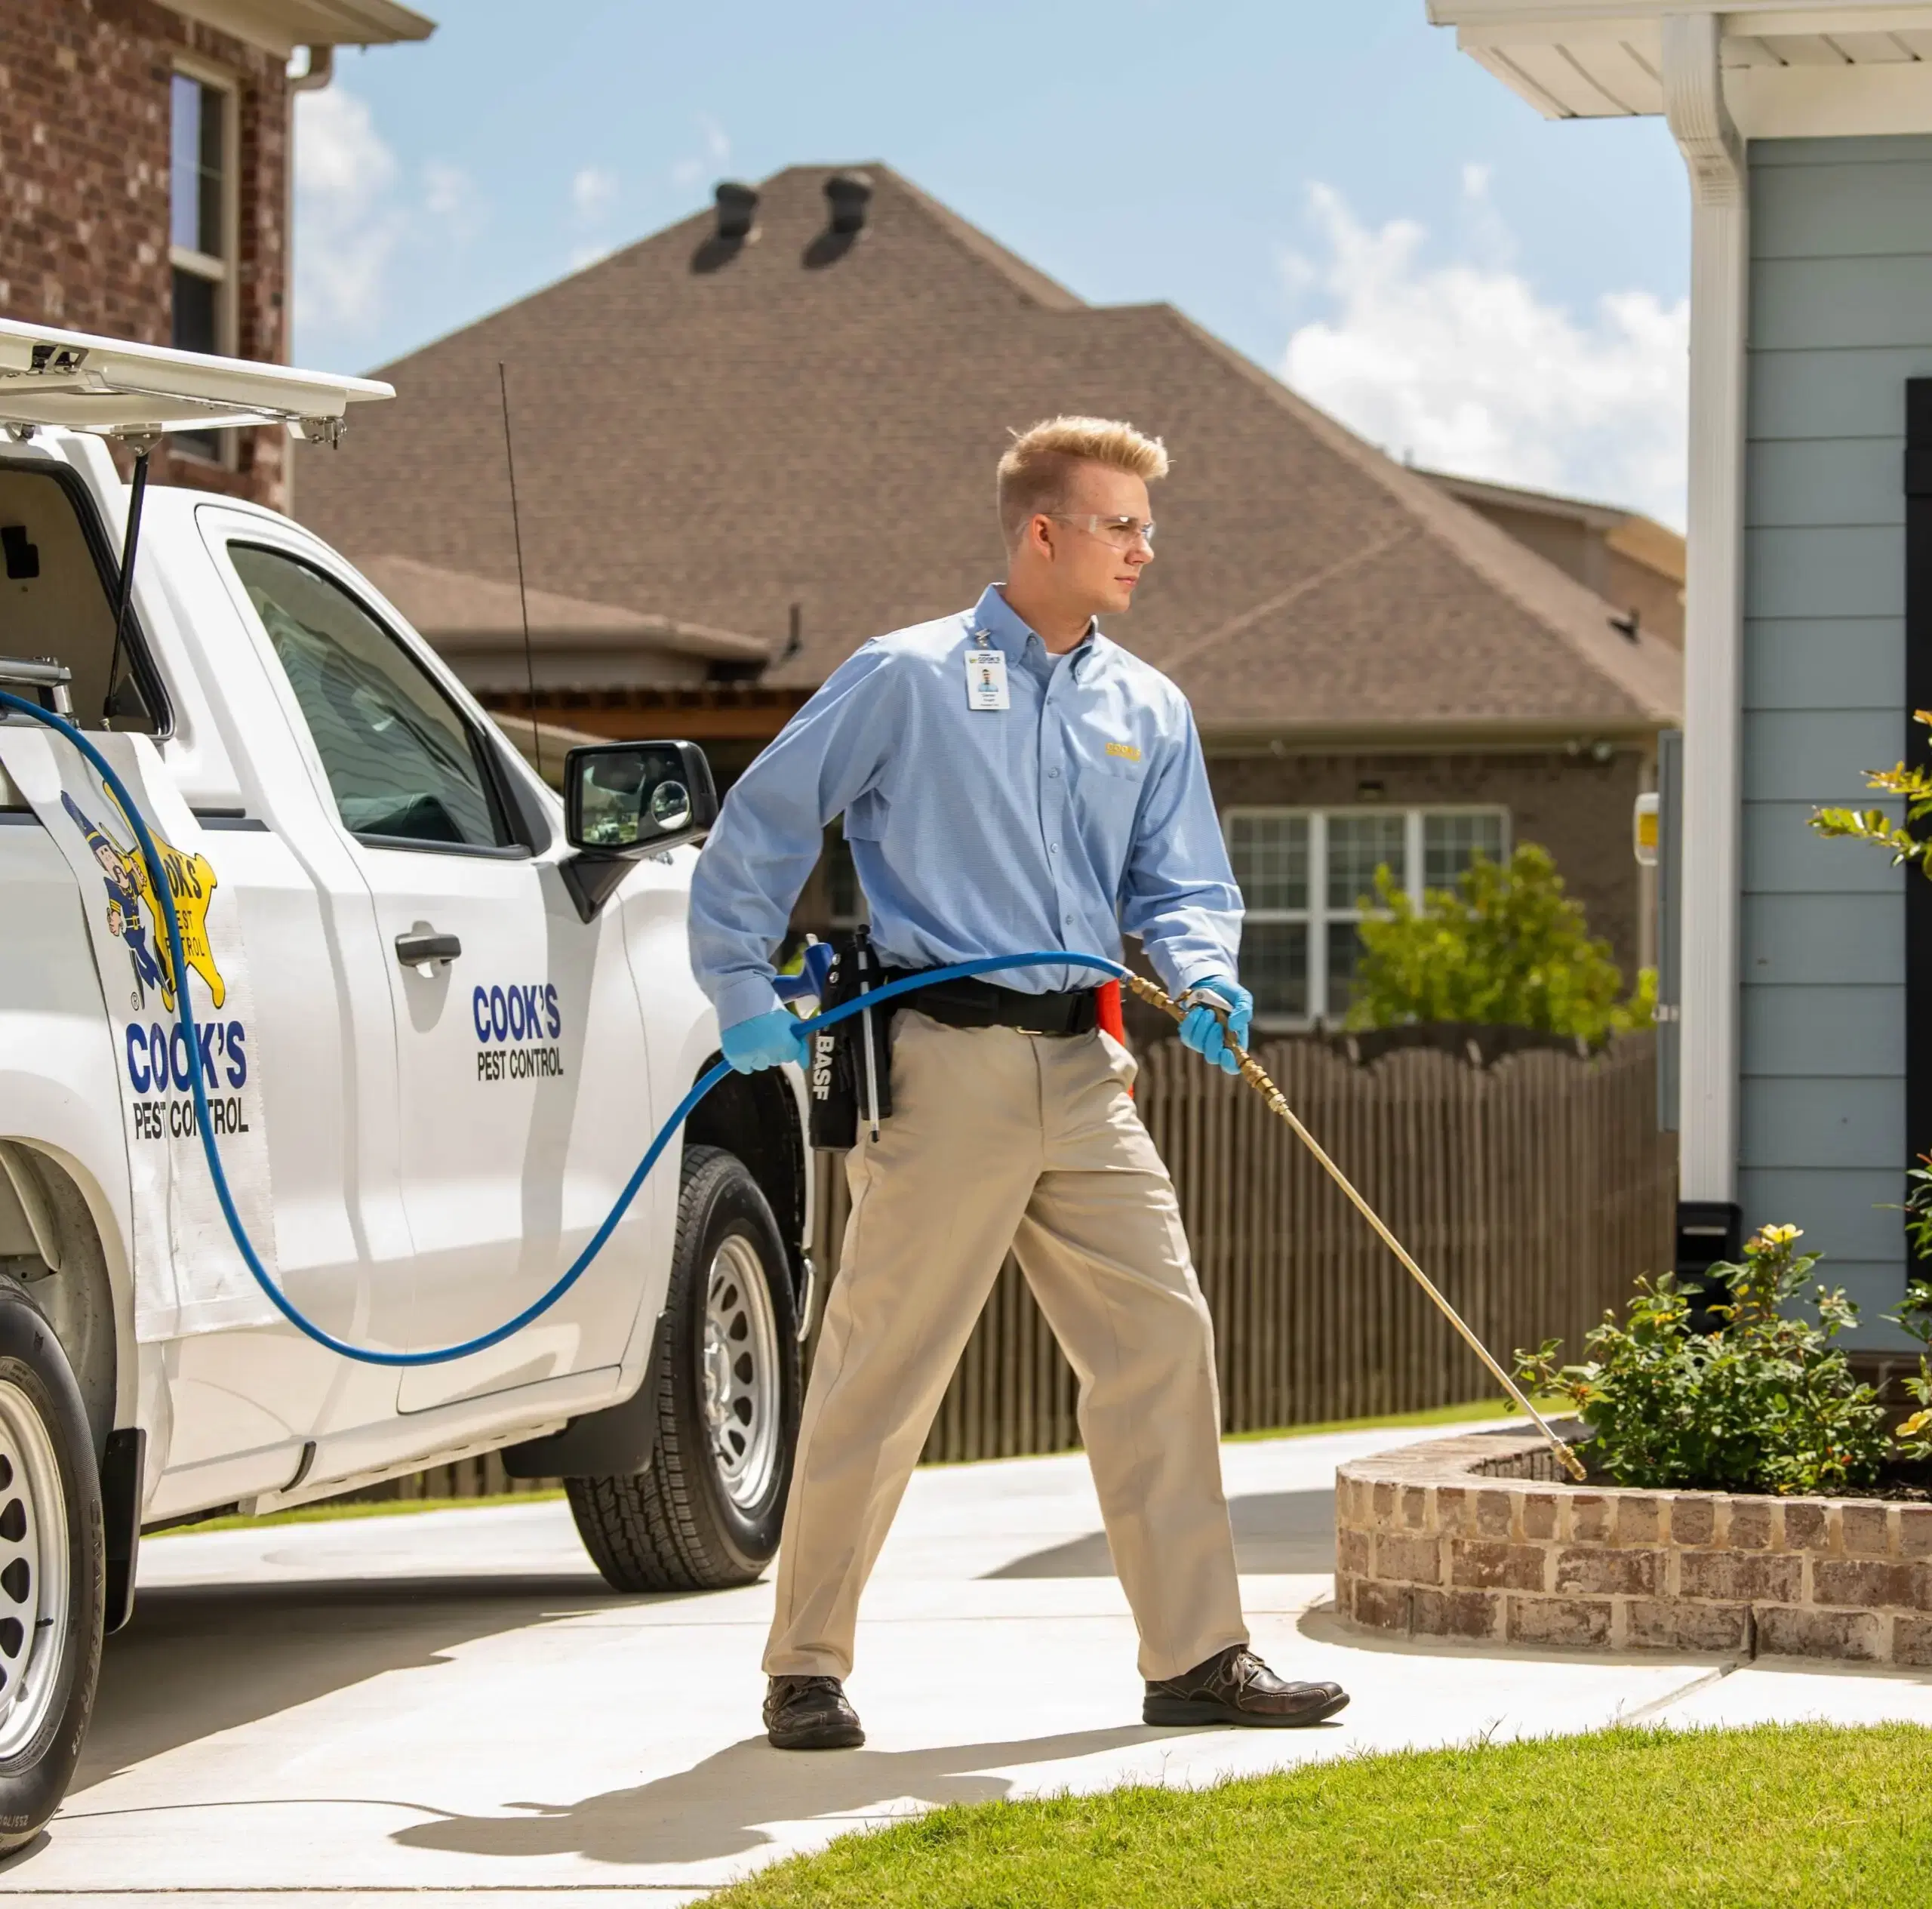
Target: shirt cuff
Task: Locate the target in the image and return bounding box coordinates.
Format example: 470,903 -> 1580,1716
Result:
712,973 -> 783,1030
1145,945 -> 1232,999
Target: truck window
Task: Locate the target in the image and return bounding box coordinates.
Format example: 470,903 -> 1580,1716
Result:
229,543 -> 514,851
0,463 -> 158,731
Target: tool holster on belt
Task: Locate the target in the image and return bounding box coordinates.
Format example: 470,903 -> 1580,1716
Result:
806,927 -> 896,1153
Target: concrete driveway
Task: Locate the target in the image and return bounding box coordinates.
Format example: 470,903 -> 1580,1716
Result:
8,1420 -> 1932,1905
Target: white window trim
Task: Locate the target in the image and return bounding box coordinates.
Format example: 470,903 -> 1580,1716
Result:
170,57 -> 242,466
1223,804 -> 1510,1032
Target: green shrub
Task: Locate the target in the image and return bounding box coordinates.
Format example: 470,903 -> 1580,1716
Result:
1346,844 -> 1654,1043
1515,1224 -> 1890,1495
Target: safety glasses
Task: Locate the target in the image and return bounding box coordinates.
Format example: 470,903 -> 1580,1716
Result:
1049,513 -> 1156,550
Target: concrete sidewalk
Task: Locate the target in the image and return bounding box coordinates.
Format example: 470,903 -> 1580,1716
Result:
8,1420 -> 1932,1904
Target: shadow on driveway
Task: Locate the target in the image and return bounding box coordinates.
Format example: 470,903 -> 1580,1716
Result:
392,1726 -> 1163,1867
986,1489 -> 1334,1578
77,1573 -> 636,1791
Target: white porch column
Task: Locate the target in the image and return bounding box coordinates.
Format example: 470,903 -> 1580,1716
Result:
1663,11 -> 1747,1205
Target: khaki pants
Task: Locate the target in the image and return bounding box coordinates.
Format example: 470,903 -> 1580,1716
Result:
764,1011 -> 1249,1683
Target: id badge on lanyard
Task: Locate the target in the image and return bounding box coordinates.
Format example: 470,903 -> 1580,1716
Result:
964,645 -> 1010,712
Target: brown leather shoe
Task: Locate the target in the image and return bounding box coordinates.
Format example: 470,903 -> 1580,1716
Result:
764,1674 -> 865,1750
1143,1646 -> 1349,1729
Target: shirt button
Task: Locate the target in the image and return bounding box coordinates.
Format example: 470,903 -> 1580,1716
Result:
1063,913 -> 1073,925
1048,768 -> 1060,779
1049,843 -> 1058,854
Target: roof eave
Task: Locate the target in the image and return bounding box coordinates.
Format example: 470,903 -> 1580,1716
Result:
432,629 -> 771,664
1198,716 -> 1675,751
1429,3 -> 1932,133
156,0 -> 435,54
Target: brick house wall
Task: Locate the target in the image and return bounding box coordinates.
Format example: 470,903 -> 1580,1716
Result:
0,0 -> 290,508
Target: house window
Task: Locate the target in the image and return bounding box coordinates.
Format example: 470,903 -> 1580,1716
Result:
170,69 -> 235,459
826,825 -> 867,929
1225,807 -> 1507,1028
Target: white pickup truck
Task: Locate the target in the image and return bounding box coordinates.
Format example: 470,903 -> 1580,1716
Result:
0,321 -> 811,1846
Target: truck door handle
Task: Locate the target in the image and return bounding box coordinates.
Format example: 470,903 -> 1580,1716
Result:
395,930 -> 462,969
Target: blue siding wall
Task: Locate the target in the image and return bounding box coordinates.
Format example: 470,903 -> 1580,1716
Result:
1745,137 -> 1923,1338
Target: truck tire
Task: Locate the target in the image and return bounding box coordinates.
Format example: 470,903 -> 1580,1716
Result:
0,1276 -> 105,1853
568,1147 -> 800,1592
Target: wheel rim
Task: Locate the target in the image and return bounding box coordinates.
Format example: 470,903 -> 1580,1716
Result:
0,1380 -> 67,1760
701,1233 -> 782,1513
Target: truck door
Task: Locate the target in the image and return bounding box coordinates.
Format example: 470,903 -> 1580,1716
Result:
213,531 -> 658,1416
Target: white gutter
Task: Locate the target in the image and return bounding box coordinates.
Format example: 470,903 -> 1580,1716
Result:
1662,11 -> 1746,1205
283,44 -> 336,515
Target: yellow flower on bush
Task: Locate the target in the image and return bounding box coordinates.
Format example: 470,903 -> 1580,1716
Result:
1899,1410 -> 1932,1442
1749,1224 -> 1803,1255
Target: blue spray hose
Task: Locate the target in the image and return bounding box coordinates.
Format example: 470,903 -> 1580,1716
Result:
0,690 -> 1134,1366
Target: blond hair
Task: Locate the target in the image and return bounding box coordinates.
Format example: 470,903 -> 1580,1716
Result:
996,415 -> 1168,550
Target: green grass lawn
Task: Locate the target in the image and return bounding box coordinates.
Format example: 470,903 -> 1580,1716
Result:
710,1723 -> 1932,1908
1223,1396 -> 1565,1444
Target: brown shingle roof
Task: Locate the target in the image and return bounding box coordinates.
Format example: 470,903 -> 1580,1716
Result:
298,162 -> 1681,737
358,554 -> 768,663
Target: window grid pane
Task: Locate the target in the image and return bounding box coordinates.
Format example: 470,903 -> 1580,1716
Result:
1326,814 -> 1404,911
1228,812 -> 1308,913
197,85 -> 225,257
1221,806 -> 1511,1027
1243,922 -> 1308,1021
171,268 -> 217,355
171,76 -> 225,258
1424,811 -> 1505,891
170,75 -> 200,254
1325,921 -> 1364,1023
826,829 -> 866,927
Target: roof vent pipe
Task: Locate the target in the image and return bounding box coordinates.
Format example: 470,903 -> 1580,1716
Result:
824,171 -> 872,236
714,181 -> 758,241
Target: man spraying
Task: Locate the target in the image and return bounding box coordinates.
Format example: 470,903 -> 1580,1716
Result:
688,416 -> 1349,1749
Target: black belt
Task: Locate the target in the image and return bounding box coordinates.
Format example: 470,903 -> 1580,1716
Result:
888,971 -> 1099,1036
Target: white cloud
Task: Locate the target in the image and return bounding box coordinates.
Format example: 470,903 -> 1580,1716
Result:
1281,177 -> 1689,528
294,87 -> 402,333
424,159 -> 482,238
295,89 -> 485,349
671,115 -> 731,189
571,165 -> 619,223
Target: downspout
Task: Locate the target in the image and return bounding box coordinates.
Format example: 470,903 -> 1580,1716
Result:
282,44 -> 336,517
1661,11 -> 1746,1224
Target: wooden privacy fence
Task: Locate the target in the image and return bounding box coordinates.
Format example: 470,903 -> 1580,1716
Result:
812,1030 -> 1676,1464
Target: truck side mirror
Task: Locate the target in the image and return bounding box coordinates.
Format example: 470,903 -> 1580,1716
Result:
561,740 -> 718,919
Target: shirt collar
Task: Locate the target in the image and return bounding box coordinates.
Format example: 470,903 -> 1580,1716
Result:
971,583 -> 1105,677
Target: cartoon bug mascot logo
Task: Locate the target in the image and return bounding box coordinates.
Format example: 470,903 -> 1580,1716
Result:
60,788 -> 226,1015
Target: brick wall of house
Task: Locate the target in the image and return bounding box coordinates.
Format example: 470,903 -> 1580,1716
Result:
0,0 -> 290,508
1205,745 -> 1654,984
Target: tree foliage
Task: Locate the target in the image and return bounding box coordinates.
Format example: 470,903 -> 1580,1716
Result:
1810,708 -> 1932,875
1346,843 -> 1654,1043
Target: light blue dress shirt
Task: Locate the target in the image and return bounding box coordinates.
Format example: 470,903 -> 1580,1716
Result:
689,583 -> 1243,1030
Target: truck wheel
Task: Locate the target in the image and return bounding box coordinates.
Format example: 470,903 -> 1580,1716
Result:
568,1146 -> 799,1592
0,1278 -> 105,1853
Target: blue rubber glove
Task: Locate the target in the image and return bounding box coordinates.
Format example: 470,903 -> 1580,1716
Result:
1177,977 -> 1253,1076
721,1008 -> 807,1074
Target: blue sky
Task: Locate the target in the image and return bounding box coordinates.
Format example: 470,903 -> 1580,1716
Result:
295,1 -> 1691,522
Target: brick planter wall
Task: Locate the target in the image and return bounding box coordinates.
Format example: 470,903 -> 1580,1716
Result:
1336,1427 -> 1932,1664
